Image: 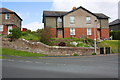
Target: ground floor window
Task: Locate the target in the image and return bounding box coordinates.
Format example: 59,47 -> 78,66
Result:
87,28 -> 92,35
0,25 -> 3,31
70,28 -> 75,35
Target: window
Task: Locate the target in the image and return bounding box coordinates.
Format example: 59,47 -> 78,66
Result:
57,17 -> 62,23
87,28 -> 92,35
70,16 -> 75,24
86,17 -> 91,24
5,14 -> 10,20
70,28 -> 75,35
57,17 -> 62,28
0,25 -> 3,31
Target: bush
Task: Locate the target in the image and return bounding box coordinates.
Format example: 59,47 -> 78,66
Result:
39,27 -> 52,45
73,53 -> 79,56
9,28 -> 22,41
58,42 -> 66,46
92,53 -> 96,55
22,32 -> 28,36
110,31 -> 120,40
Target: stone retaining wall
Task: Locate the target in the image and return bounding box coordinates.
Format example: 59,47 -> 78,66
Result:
2,38 -> 100,56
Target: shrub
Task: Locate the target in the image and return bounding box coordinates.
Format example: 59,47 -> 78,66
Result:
22,32 -> 28,36
39,27 -> 52,45
58,42 -> 66,46
92,53 -> 96,55
73,53 -> 79,56
9,28 -> 22,41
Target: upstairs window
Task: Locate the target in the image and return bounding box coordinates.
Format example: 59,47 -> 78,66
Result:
5,14 -> 10,20
87,28 -> 92,35
86,17 -> 91,24
70,16 -> 75,24
0,25 -> 3,31
70,28 -> 75,35
57,17 -> 62,28
57,17 -> 62,23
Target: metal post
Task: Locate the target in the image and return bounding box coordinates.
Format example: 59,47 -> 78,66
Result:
94,20 -> 97,53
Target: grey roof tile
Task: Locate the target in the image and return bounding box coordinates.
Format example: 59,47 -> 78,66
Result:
109,19 -> 120,25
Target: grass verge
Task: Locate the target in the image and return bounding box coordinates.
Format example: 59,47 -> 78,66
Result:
97,40 -> 120,53
2,48 -> 47,57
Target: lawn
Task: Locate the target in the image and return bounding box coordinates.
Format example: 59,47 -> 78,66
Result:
21,32 -> 39,41
2,48 -> 47,57
97,40 -> 120,53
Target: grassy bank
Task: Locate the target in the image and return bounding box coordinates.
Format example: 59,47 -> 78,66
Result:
21,32 -> 39,41
97,40 -> 120,53
2,48 -> 47,57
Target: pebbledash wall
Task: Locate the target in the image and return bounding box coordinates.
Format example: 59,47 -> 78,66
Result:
2,38 -> 100,56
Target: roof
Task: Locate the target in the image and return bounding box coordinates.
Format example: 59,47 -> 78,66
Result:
0,8 -> 14,13
43,11 -> 67,17
94,13 -> 109,19
43,6 -> 109,19
0,8 -> 22,21
109,19 -> 120,26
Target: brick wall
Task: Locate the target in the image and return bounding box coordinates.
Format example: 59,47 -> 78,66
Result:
2,25 -> 17,35
2,38 -> 100,56
2,25 -> 8,35
101,29 -> 109,39
64,28 -> 98,40
49,28 -> 56,38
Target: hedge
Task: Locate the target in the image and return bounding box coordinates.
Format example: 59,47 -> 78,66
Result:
110,31 -> 120,40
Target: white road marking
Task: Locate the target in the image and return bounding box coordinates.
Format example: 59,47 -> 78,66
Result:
35,62 -> 43,64
8,60 -> 14,62
18,60 -> 23,62
45,62 -> 51,64
25,61 -> 32,63
57,64 -> 66,66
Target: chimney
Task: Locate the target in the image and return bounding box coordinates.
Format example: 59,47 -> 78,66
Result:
72,7 -> 77,10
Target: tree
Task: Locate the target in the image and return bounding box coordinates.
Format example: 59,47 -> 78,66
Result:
9,28 -> 22,41
38,27 -> 51,45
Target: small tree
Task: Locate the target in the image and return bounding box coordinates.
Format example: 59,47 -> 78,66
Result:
38,27 -> 51,45
9,28 -> 22,41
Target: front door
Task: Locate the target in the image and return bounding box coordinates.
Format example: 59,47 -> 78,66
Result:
8,26 -> 12,34
57,29 -> 63,38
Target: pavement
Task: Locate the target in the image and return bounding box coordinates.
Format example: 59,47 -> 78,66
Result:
1,54 -> 119,78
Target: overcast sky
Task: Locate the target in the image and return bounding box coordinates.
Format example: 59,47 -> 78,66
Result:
1,0 -> 119,31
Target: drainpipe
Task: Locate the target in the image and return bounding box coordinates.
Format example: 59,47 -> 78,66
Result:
94,20 -> 97,53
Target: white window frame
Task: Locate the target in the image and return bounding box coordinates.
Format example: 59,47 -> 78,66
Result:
5,14 -> 10,20
70,16 -> 75,24
70,28 -> 75,35
87,28 -> 92,35
0,25 -> 3,31
86,16 -> 91,24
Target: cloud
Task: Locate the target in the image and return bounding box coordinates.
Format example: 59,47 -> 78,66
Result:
51,0 -> 119,22
22,22 -> 44,31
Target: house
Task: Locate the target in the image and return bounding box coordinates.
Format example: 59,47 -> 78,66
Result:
22,28 -> 28,32
0,8 -> 22,35
109,19 -> 120,31
43,6 -> 110,40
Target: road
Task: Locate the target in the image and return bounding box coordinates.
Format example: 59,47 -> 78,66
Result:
1,54 -> 118,78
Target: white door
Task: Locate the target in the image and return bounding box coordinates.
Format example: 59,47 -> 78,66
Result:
8,26 -> 12,34
0,25 -> 3,32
